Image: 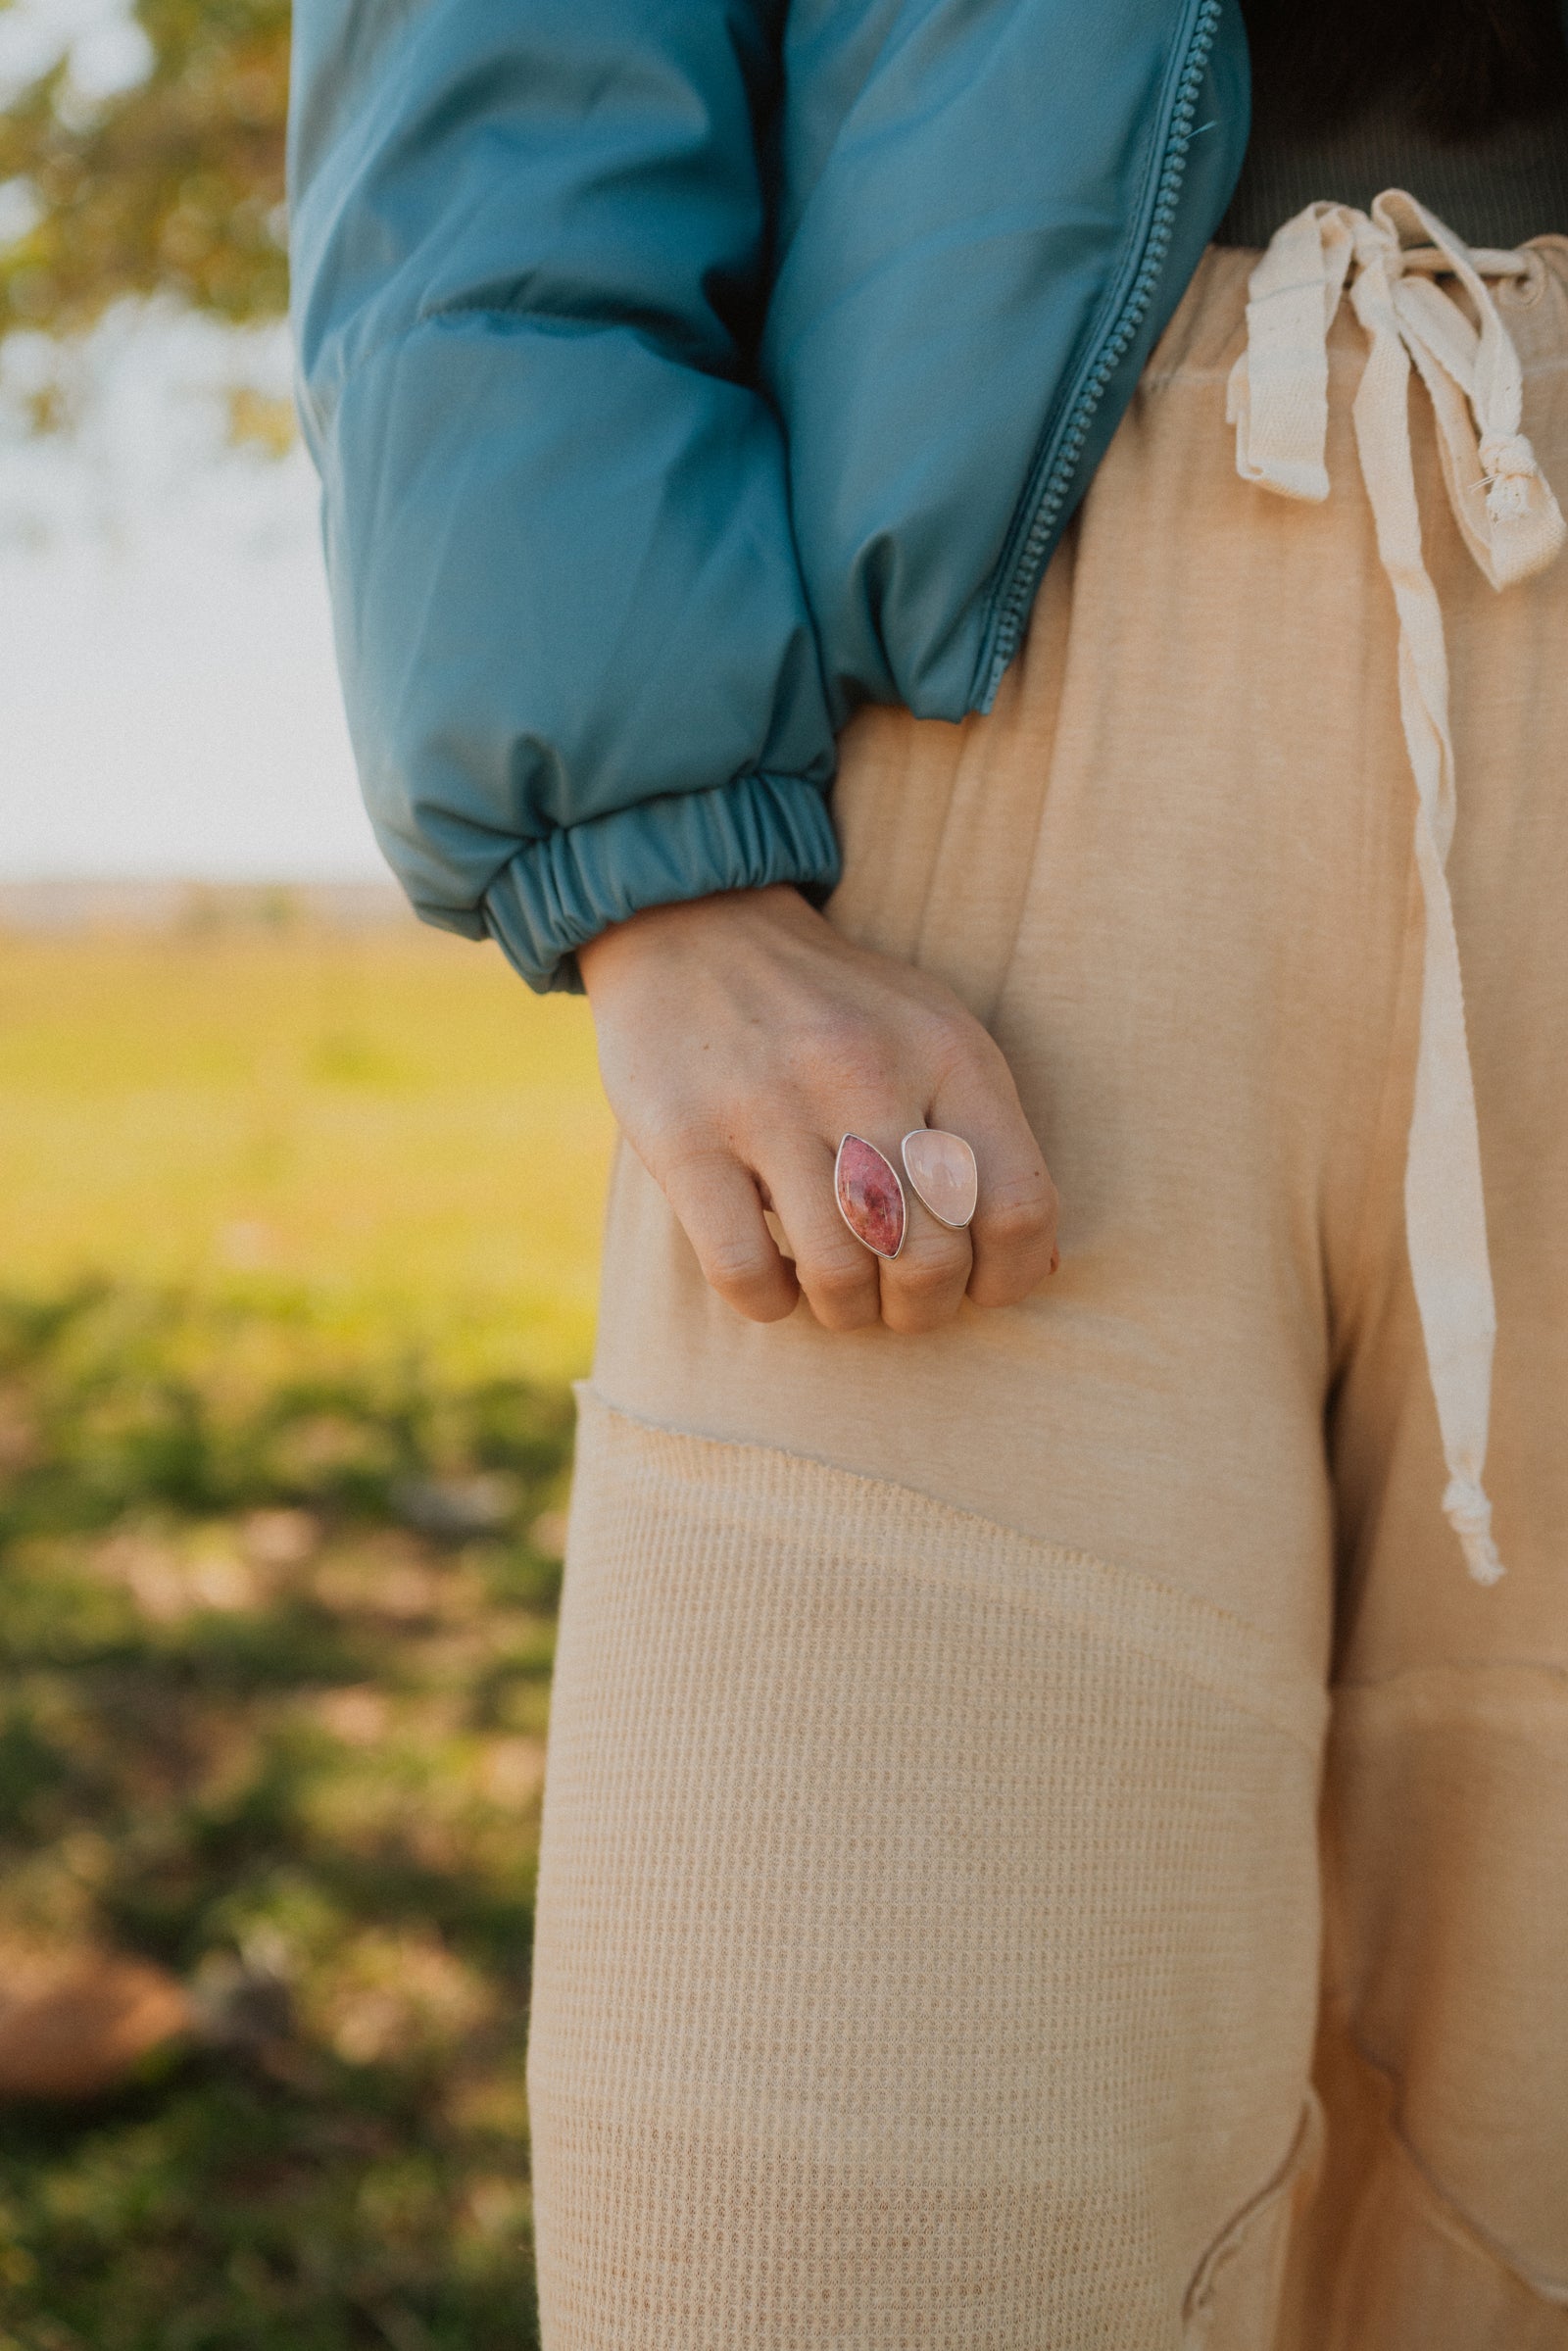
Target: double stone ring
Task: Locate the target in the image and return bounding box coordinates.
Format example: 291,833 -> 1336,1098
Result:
835,1130 -> 978,1259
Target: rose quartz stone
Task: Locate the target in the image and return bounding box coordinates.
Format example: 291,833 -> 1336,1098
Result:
902,1128 -> 978,1228
835,1136 -> 906,1257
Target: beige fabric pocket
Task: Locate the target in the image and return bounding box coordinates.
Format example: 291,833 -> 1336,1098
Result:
1325,1667 -> 1568,2296
1281,2023 -> 1568,2349
1269,1667 -> 1568,2348
529,1393 -> 1327,2348
1332,2144 -> 1568,2349
1183,2093 -> 1324,2350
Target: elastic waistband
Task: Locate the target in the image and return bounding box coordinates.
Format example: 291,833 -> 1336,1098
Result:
1147,230 -> 1568,389
1223,191 -> 1568,1581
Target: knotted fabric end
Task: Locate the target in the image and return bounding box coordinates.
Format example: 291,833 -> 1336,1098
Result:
1444,1474 -> 1505,1585
1234,192 -> 1565,1586
1480,429 -> 1542,523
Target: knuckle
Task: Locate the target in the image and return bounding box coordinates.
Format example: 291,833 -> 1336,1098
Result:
918,1005 -> 979,1073
805,1271 -> 878,1329
984,1204 -> 1045,1256
809,1249 -> 875,1306
981,1168 -> 1055,1249
882,1268 -> 960,1331
647,1118 -> 724,1189
892,1246 -> 964,1304
702,1236 -> 775,1296
801,1239 -> 879,1324
724,1081 -> 788,1139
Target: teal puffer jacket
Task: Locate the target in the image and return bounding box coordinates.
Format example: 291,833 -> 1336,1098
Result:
288,0 -> 1250,989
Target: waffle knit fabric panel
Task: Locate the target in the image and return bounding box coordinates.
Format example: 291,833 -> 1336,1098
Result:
529,231 -> 1568,2345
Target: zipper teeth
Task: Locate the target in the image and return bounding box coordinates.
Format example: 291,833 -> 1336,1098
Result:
981,0 -> 1223,701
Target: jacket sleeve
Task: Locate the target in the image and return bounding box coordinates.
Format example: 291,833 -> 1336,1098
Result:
287,0 -> 841,993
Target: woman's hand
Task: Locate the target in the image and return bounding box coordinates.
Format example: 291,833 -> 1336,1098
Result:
577,885 -> 1058,1333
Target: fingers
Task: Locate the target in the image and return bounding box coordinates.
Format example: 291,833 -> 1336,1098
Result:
644,1004 -> 1054,1330
761,1139 -> 882,1331
928,1048 -> 1058,1310
660,1093 -> 1049,1333
584,881 -> 1061,1334
764,1130 -> 972,1335
877,1177 -> 972,1335
659,1146 -> 800,1324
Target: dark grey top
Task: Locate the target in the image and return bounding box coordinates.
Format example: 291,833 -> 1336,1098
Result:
1216,101 -> 1568,249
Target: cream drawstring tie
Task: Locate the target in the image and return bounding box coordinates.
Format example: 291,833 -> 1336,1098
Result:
1227,190 -> 1566,1582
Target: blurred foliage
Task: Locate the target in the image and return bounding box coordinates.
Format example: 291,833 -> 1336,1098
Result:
0,0 -> 289,347
224,376 -> 295,454
0,1280 -> 571,2348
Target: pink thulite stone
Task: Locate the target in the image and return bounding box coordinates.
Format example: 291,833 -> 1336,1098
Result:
835,1135 -> 906,1258
902,1128 -> 978,1228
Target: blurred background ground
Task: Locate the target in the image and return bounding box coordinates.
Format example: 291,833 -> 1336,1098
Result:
0,889 -> 612,1378
0,889 -> 614,2348
0,0 -> 622,2329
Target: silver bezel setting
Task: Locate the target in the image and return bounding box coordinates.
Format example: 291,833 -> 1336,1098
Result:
834,1133 -> 906,1258
900,1128 -> 979,1229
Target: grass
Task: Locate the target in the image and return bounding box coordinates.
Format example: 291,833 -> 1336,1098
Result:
0,918 -> 615,1384
0,917 -> 615,2348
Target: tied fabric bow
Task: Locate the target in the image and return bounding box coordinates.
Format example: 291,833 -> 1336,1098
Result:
1226,191 -> 1566,1583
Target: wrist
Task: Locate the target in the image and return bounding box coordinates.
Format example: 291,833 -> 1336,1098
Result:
577,883 -> 812,998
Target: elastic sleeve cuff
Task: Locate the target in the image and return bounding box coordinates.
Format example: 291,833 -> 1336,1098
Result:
476,769 -> 842,994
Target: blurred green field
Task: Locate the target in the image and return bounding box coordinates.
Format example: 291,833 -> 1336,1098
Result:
0,917 -> 616,2350
0,919 -> 616,1384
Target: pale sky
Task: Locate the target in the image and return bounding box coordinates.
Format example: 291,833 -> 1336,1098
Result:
0,0 -> 380,886
0,303 -> 384,884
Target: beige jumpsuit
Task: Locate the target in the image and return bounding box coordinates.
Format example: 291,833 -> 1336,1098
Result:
527,206 -> 1568,2346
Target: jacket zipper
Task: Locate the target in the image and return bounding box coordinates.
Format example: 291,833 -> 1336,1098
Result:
975,0 -> 1224,707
